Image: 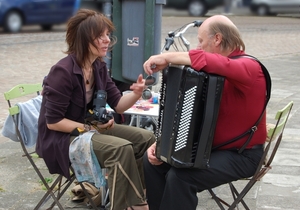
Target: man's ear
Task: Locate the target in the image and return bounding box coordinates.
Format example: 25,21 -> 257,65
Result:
214,33 -> 222,47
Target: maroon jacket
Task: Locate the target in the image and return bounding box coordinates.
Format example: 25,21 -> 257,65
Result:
36,54 -> 121,179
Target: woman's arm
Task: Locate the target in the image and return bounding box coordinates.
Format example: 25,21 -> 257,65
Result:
47,117 -> 115,133
47,118 -> 84,133
114,74 -> 145,113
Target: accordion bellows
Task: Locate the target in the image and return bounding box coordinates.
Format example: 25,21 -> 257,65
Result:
155,65 -> 224,169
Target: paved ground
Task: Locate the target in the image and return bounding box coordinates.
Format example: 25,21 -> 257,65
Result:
0,7 -> 300,210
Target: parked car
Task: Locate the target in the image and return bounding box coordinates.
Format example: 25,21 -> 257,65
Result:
164,0 -> 224,16
0,0 -> 80,33
250,0 -> 300,16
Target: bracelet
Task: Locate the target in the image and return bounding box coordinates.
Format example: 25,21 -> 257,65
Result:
83,123 -> 91,132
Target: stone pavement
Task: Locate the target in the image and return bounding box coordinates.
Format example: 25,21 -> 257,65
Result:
0,11 -> 300,210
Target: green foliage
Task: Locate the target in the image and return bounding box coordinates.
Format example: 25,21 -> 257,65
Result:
39,177 -> 54,190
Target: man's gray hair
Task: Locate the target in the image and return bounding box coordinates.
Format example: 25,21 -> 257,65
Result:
209,21 -> 245,52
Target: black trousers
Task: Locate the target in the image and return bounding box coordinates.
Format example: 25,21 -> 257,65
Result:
143,147 -> 263,210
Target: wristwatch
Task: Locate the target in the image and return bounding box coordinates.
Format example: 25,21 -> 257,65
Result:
83,123 -> 91,132
75,123 -> 91,134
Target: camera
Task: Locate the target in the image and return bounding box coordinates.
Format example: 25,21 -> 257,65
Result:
89,90 -> 113,124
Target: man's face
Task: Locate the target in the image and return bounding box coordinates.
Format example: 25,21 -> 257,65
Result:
196,23 -> 216,53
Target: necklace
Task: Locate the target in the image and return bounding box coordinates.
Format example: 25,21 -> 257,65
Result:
82,67 -> 92,85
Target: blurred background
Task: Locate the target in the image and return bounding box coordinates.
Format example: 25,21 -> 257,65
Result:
0,0 -> 300,33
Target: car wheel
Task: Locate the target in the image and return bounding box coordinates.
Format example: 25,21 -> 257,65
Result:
188,0 -> 207,17
41,24 -> 53,31
4,11 -> 23,33
256,5 -> 269,16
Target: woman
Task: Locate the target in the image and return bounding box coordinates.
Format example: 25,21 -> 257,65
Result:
36,9 -> 155,210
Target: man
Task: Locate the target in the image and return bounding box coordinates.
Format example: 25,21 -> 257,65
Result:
143,15 -> 267,210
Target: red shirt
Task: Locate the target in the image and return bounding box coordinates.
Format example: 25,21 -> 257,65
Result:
189,49 -> 267,149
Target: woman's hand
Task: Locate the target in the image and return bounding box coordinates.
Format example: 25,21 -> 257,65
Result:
114,74 -> 145,113
147,142 -> 163,166
130,74 -> 145,95
92,118 -> 115,132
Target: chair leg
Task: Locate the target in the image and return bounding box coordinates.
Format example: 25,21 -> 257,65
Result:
229,183 -> 240,210
100,188 -> 110,210
208,189 -> 226,210
34,175 -> 65,210
229,183 -> 250,210
21,149 -> 65,209
47,174 -> 77,209
228,181 -> 258,210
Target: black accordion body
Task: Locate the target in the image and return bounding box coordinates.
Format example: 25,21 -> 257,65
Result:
155,65 -> 224,169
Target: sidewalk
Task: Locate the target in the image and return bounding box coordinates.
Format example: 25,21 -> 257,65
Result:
0,14 -> 300,210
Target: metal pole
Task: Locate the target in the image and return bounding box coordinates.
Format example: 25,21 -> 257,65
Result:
102,1 -> 113,72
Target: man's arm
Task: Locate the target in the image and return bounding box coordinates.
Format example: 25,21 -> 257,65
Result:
143,52 -> 191,75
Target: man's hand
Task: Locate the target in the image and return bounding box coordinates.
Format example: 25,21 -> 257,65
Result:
143,52 -> 191,75
147,143 -> 163,166
143,55 -> 169,75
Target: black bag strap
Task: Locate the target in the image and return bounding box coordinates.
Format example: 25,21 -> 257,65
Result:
212,54 -> 272,153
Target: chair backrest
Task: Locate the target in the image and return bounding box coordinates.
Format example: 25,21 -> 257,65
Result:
264,101 -> 293,167
4,83 -> 42,116
255,101 -> 293,179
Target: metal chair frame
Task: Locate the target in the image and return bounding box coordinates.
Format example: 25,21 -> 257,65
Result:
4,83 -> 76,209
4,83 -> 114,210
208,101 -> 294,210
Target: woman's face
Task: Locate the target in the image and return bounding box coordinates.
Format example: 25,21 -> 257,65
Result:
89,29 -> 111,58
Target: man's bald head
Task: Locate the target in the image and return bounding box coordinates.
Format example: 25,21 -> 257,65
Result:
204,15 -> 237,28
198,15 -> 245,54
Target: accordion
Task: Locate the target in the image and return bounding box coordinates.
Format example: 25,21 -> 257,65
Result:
155,65 -> 224,169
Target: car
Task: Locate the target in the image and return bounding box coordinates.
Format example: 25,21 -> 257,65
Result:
250,0 -> 300,16
164,0 -> 224,16
0,0 -> 80,33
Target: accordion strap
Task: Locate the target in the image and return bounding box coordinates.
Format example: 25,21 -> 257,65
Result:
212,54 -> 271,153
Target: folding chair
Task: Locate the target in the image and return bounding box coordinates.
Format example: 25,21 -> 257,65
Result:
3,83 -> 76,210
208,101 -> 294,210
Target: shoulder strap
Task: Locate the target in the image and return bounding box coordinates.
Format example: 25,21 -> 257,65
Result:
212,54 -> 272,152
233,54 -> 271,104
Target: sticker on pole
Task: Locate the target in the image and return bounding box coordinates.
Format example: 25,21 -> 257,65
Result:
127,37 -> 139,46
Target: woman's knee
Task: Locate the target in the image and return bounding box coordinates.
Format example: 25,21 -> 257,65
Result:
119,144 -> 135,156
137,129 -> 156,145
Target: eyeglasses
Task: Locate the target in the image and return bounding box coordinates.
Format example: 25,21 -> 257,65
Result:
142,75 -> 157,100
145,75 -> 156,86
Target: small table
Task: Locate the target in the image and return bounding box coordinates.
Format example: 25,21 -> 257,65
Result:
107,100 -> 159,128
124,101 -> 159,128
